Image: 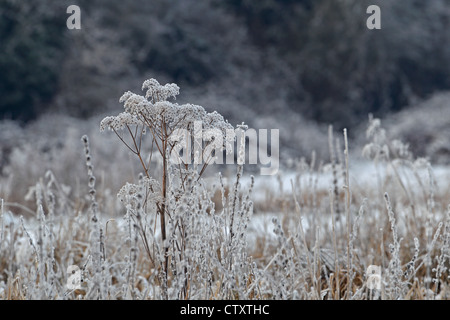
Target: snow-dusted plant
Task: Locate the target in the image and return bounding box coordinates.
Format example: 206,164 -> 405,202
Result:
100,78 -> 235,298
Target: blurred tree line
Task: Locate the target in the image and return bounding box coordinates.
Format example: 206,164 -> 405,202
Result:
0,1 -> 67,120
1,0 -> 449,129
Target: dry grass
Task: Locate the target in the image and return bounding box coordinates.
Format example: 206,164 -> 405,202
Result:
0,105 -> 449,300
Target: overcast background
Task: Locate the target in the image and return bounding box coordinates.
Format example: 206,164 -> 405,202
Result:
1,0 -> 449,167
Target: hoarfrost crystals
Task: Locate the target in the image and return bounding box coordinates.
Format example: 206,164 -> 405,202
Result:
100,78 -> 233,140
142,78 -> 180,102
100,113 -> 142,132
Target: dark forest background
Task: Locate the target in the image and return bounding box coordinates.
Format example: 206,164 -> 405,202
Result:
1,0 -> 449,154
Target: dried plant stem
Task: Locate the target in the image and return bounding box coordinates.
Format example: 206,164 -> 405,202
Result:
160,135 -> 169,300
343,129 -> 352,298
329,188 -> 340,300
291,180 -> 319,296
328,126 -> 340,217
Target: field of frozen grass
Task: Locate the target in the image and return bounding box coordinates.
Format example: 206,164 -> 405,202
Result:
0,81 -> 449,300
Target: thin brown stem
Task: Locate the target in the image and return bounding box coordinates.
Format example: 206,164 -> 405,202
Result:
113,128 -> 137,154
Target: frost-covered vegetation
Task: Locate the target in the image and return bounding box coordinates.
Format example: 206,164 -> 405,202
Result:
1,0 -> 449,301
0,79 -> 449,300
